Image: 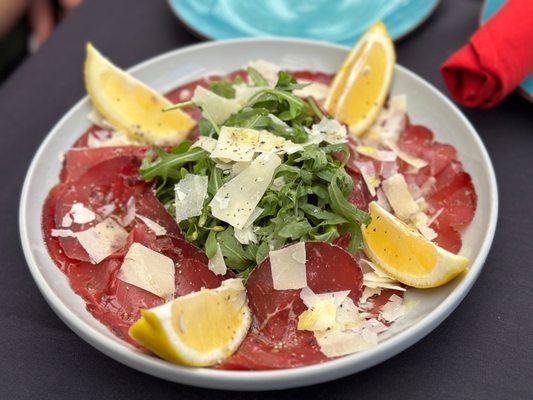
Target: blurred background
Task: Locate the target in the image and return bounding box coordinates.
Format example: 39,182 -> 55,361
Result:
0,0 -> 83,82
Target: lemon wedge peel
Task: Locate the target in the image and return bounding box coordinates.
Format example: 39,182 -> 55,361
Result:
362,202 -> 469,288
129,279 -> 251,367
325,21 -> 395,137
84,43 -> 195,145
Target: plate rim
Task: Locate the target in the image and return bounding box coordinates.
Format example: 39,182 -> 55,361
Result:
166,0 -> 441,43
19,37 -> 498,390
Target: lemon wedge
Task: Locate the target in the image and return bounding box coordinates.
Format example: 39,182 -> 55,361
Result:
324,21 -> 395,136
84,43 -> 195,145
362,202 -> 469,288
129,279 -> 251,367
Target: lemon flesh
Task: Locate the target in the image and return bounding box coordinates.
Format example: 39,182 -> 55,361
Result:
129,279 -> 251,367
363,202 -> 469,288
84,43 -> 195,145
325,21 -> 395,136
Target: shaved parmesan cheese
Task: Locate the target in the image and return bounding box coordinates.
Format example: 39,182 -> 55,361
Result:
380,294 -> 405,322
208,243 -> 227,276
210,127 -> 259,162
361,318 -> 388,334
293,81 -> 330,101
269,242 -> 307,290
210,127 -> 303,162
121,197 -> 136,226
360,287 -> 382,303
298,288 -> 353,331
234,207 -> 262,245
335,297 -> 362,328
298,300 -> 338,331
61,214 -> 72,228
379,161 -> 398,179
87,130 -> 135,148
191,136 -> 218,153
234,225 -> 258,245
354,161 -> 379,197
310,118 -> 348,144
192,86 -> 241,124
384,139 -> 428,169
376,188 -> 391,212
410,211 -> 438,241
234,84 -> 268,105
363,95 -> 407,144
118,243 -> 175,299
247,59 -> 280,87
314,329 -> 378,357
382,173 -> 420,221
51,229 -> 76,238
174,174 -> 208,223
256,130 -> 303,154
355,145 -> 397,162
97,203 -> 116,218
363,272 -> 406,291
69,203 -> 96,224
232,161 -> 252,176
136,214 -> 167,236
76,218 -> 128,264
420,176 -> 436,196
210,152 -> 281,229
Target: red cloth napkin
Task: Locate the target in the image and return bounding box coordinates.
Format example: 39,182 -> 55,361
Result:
441,0 -> 533,108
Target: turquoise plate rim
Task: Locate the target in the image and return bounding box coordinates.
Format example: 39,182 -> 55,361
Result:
167,0 -> 441,44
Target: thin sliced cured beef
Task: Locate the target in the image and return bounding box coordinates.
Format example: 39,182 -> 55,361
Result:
61,146 -> 148,183
220,242 -> 363,370
44,186 -> 223,346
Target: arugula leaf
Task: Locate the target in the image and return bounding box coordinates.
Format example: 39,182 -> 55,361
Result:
205,230 -> 218,259
218,227 -> 255,270
209,80 -> 235,99
247,66 -> 269,86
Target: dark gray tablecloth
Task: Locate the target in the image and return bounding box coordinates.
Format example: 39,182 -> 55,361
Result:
1,0 -> 531,398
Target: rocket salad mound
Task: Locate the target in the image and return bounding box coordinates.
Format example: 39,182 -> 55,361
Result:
139,67 -> 370,277
41,24 -> 477,370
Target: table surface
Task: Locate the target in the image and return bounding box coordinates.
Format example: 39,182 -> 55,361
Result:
1,0 -> 531,399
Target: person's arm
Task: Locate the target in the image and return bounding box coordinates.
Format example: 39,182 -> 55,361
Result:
0,0 -> 30,37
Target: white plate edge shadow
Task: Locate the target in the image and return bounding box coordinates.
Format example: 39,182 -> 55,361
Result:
19,37 -> 498,391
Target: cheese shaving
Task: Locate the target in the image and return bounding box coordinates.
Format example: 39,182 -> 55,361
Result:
51,229 -> 76,238
118,243 -> 175,299
76,218 -> 128,264
314,329 -> 378,357
136,214 -> 167,236
233,207 -> 262,245
354,161 -> 379,197
208,243 -> 227,276
309,118 -> 348,144
247,59 -> 280,87
68,203 -> 96,225
97,203 -> 116,218
210,127 -> 259,162
356,145 -> 397,162
174,174 -> 208,223
380,294 -> 405,322
121,197 -> 136,226
384,139 -> 428,170
192,86 -> 241,124
191,136 -> 218,153
234,84 -> 268,105
360,287 -> 382,303
210,152 -> 281,229
269,242 -> 307,290
293,81 -> 330,101
381,173 -> 420,221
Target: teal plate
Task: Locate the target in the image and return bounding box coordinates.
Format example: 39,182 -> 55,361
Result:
481,0 -> 532,101
168,0 -> 440,45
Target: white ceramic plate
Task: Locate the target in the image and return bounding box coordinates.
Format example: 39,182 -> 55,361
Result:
19,38 -> 498,391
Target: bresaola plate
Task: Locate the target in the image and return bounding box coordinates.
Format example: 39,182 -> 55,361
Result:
20,39 -> 497,390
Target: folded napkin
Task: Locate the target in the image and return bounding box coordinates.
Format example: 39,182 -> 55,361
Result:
441,0 -> 533,108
